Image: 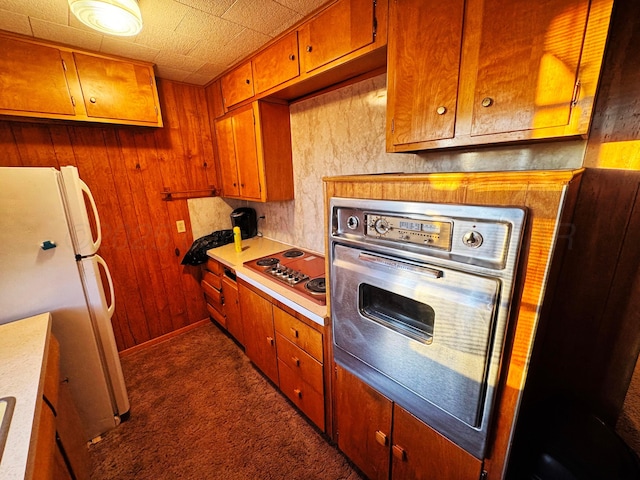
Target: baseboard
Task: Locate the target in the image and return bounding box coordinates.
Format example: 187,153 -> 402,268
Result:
119,318 -> 210,357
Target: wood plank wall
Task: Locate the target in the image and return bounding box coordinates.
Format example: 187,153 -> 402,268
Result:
0,79 -> 219,351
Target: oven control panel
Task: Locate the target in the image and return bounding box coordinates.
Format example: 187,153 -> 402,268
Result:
363,214 -> 453,250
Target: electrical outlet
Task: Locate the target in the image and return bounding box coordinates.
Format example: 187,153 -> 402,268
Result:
176,220 -> 186,233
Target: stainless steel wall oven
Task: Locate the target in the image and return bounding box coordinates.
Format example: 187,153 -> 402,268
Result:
329,197 -> 526,459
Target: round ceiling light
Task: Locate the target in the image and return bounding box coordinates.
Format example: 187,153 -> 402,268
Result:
68,0 -> 143,37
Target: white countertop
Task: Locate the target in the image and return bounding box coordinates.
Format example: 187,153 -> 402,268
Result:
0,313 -> 52,480
206,237 -> 328,325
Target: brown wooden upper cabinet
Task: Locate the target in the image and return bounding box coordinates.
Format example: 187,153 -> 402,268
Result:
252,32 -> 300,95
214,101 -> 294,202
386,0 -> 614,152
220,61 -> 255,110
0,33 -> 162,127
299,0 -> 376,73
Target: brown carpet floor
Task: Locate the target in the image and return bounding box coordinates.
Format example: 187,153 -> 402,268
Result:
89,321 -> 363,480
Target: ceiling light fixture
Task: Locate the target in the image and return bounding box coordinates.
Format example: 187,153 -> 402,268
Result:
68,0 -> 143,37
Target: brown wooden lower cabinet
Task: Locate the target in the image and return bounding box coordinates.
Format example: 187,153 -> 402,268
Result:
335,365 -> 483,480
34,335 -> 90,480
238,281 -> 279,386
237,279 -> 327,432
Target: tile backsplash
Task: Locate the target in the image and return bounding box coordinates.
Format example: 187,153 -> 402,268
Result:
189,73 -> 585,254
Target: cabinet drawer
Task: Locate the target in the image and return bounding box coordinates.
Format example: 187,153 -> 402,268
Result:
276,334 -> 323,394
273,307 -> 323,362
201,279 -> 222,305
206,302 -> 226,327
202,270 -> 222,290
205,258 -> 224,276
278,359 -> 325,430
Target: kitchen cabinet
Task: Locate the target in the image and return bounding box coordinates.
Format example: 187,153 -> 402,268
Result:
274,306 -> 324,430
252,32 -> 300,95
221,274 -> 244,345
386,0 -> 613,151
0,33 -> 162,127
202,258 -> 226,328
335,366 -> 482,480
299,0 -> 377,73
34,335 -> 90,480
220,61 -> 254,110
202,259 -> 244,345
238,281 -> 279,385
214,101 -> 294,202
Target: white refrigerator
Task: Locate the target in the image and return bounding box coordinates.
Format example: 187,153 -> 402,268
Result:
0,165 -> 129,441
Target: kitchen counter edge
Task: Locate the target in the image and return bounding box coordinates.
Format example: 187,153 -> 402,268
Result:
0,312 -> 53,480
206,237 -> 327,325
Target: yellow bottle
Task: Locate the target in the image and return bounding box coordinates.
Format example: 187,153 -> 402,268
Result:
233,226 -> 242,253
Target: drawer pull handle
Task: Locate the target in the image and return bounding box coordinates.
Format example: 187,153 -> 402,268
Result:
375,430 -> 388,446
290,327 -> 299,338
292,356 -> 300,366
294,388 -> 302,398
392,444 -> 407,461
266,336 -> 274,345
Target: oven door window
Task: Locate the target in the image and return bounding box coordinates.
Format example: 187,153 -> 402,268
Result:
359,283 -> 435,344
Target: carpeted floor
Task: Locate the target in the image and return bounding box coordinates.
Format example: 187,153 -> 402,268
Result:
90,322 -> 363,480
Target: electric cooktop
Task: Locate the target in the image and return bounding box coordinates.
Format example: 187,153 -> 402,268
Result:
243,248 -> 326,306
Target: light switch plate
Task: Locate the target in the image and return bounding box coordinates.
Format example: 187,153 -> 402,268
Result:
176,220 -> 186,233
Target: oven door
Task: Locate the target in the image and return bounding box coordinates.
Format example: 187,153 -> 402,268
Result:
331,243 -> 501,430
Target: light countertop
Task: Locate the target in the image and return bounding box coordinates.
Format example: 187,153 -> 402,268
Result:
206,237 -> 328,325
0,313 -> 52,480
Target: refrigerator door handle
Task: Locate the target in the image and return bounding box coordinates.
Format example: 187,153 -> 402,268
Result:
79,178 -> 102,253
96,254 -> 115,317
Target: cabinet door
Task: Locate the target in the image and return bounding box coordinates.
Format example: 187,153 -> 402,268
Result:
253,32 -> 300,94
232,106 -> 262,201
386,0 -> 465,146
391,406 -> 482,480
215,116 -> 241,197
239,283 -> 279,385
299,0 -> 375,73
221,61 -> 254,109
0,37 -> 75,116
222,276 -> 244,345
73,53 -> 160,124
335,366 -> 391,480
470,0 -> 589,136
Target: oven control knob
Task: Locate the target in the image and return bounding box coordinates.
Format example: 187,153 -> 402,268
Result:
346,215 -> 359,230
374,218 -> 390,235
462,230 -> 483,248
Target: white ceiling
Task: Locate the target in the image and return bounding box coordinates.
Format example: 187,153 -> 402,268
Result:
0,0 -> 331,86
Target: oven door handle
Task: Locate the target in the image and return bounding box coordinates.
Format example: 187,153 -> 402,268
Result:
358,252 -> 443,279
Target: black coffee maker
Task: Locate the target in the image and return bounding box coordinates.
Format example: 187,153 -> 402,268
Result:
230,207 -> 258,239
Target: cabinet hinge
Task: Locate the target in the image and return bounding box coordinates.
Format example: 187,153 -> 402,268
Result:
479,470 -> 488,480
149,75 -> 153,86
372,0 -> 378,38
571,80 -> 581,107
61,59 -> 67,71
391,118 -> 395,133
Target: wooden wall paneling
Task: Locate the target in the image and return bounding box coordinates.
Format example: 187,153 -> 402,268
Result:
98,128 -> 152,349
123,129 -> 192,333
194,86 -> 220,190
68,126 -> 152,349
109,129 -> 173,341
10,124 -> 61,167
48,125 -> 77,167
0,121 -> 25,166
151,84 -> 208,325
598,176 -> 640,415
